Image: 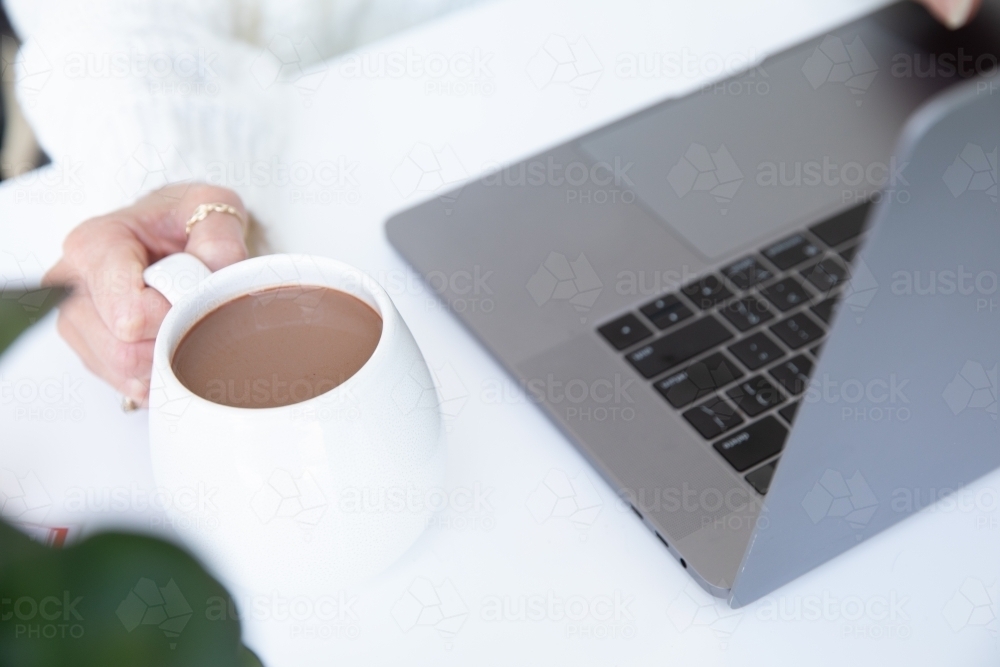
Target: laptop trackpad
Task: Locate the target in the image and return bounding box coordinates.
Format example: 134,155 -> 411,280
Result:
578,21 -> 944,259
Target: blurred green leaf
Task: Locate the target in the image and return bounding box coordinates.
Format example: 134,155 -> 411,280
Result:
0,287 -> 67,356
0,288 -> 265,664
0,521 -> 263,667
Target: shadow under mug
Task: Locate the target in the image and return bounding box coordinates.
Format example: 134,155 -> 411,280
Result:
144,253 -> 444,599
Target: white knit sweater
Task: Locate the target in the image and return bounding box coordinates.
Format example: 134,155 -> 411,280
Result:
3,0 -> 479,217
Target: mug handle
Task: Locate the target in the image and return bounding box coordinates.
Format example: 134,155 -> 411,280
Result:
142,253 -> 211,306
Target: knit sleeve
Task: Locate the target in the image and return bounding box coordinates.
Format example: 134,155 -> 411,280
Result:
2,0 -> 289,220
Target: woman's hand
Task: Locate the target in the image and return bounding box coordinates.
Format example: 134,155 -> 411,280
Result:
916,0 -> 982,28
45,184 -> 248,407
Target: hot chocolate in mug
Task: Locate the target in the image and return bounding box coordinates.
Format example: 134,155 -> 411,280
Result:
143,252 -> 444,597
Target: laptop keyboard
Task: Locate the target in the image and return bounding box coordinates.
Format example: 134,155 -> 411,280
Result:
597,202 -> 870,495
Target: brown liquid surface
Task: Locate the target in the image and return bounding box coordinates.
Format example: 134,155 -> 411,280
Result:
172,285 -> 382,408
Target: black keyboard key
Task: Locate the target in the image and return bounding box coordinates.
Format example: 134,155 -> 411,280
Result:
760,277 -> 811,312
728,331 -> 784,370
720,297 -> 774,332
809,202 -> 870,247
683,396 -> 744,439
640,294 -> 693,330
681,275 -> 732,310
722,256 -> 774,290
778,402 -> 799,424
655,352 -> 744,408
839,244 -> 859,263
763,234 -> 822,270
768,355 -> 813,395
745,459 -> 778,495
599,314 -> 652,350
727,376 -> 784,417
626,316 -> 733,378
713,416 -> 788,472
811,296 -> 839,324
801,258 -> 848,293
770,313 -> 824,349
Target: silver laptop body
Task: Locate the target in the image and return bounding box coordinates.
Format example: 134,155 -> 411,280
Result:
387,2 -> 1000,606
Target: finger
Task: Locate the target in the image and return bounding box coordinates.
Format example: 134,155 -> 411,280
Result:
56,183 -> 247,345
915,0 -> 981,28
57,295 -> 154,404
185,211 -> 249,271
127,183 -> 249,271
180,186 -> 249,271
58,313 -> 152,407
43,258 -> 80,291
61,217 -> 172,343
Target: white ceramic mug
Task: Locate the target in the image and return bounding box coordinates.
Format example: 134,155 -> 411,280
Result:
143,253 -> 444,598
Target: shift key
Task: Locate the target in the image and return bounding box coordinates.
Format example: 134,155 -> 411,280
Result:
627,315 -> 733,378
713,416 -> 788,472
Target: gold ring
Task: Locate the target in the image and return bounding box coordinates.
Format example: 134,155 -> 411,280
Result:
185,203 -> 248,237
121,396 -> 139,413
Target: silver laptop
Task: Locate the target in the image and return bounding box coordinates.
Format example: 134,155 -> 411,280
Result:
386,1 -> 1000,606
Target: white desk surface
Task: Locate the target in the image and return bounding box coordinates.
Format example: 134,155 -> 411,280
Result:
2,0 -> 999,664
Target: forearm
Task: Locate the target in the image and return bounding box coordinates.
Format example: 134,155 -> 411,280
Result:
3,0 -> 289,220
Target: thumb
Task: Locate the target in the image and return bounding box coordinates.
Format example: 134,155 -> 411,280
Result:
914,0 -> 981,29
177,185 -> 250,271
